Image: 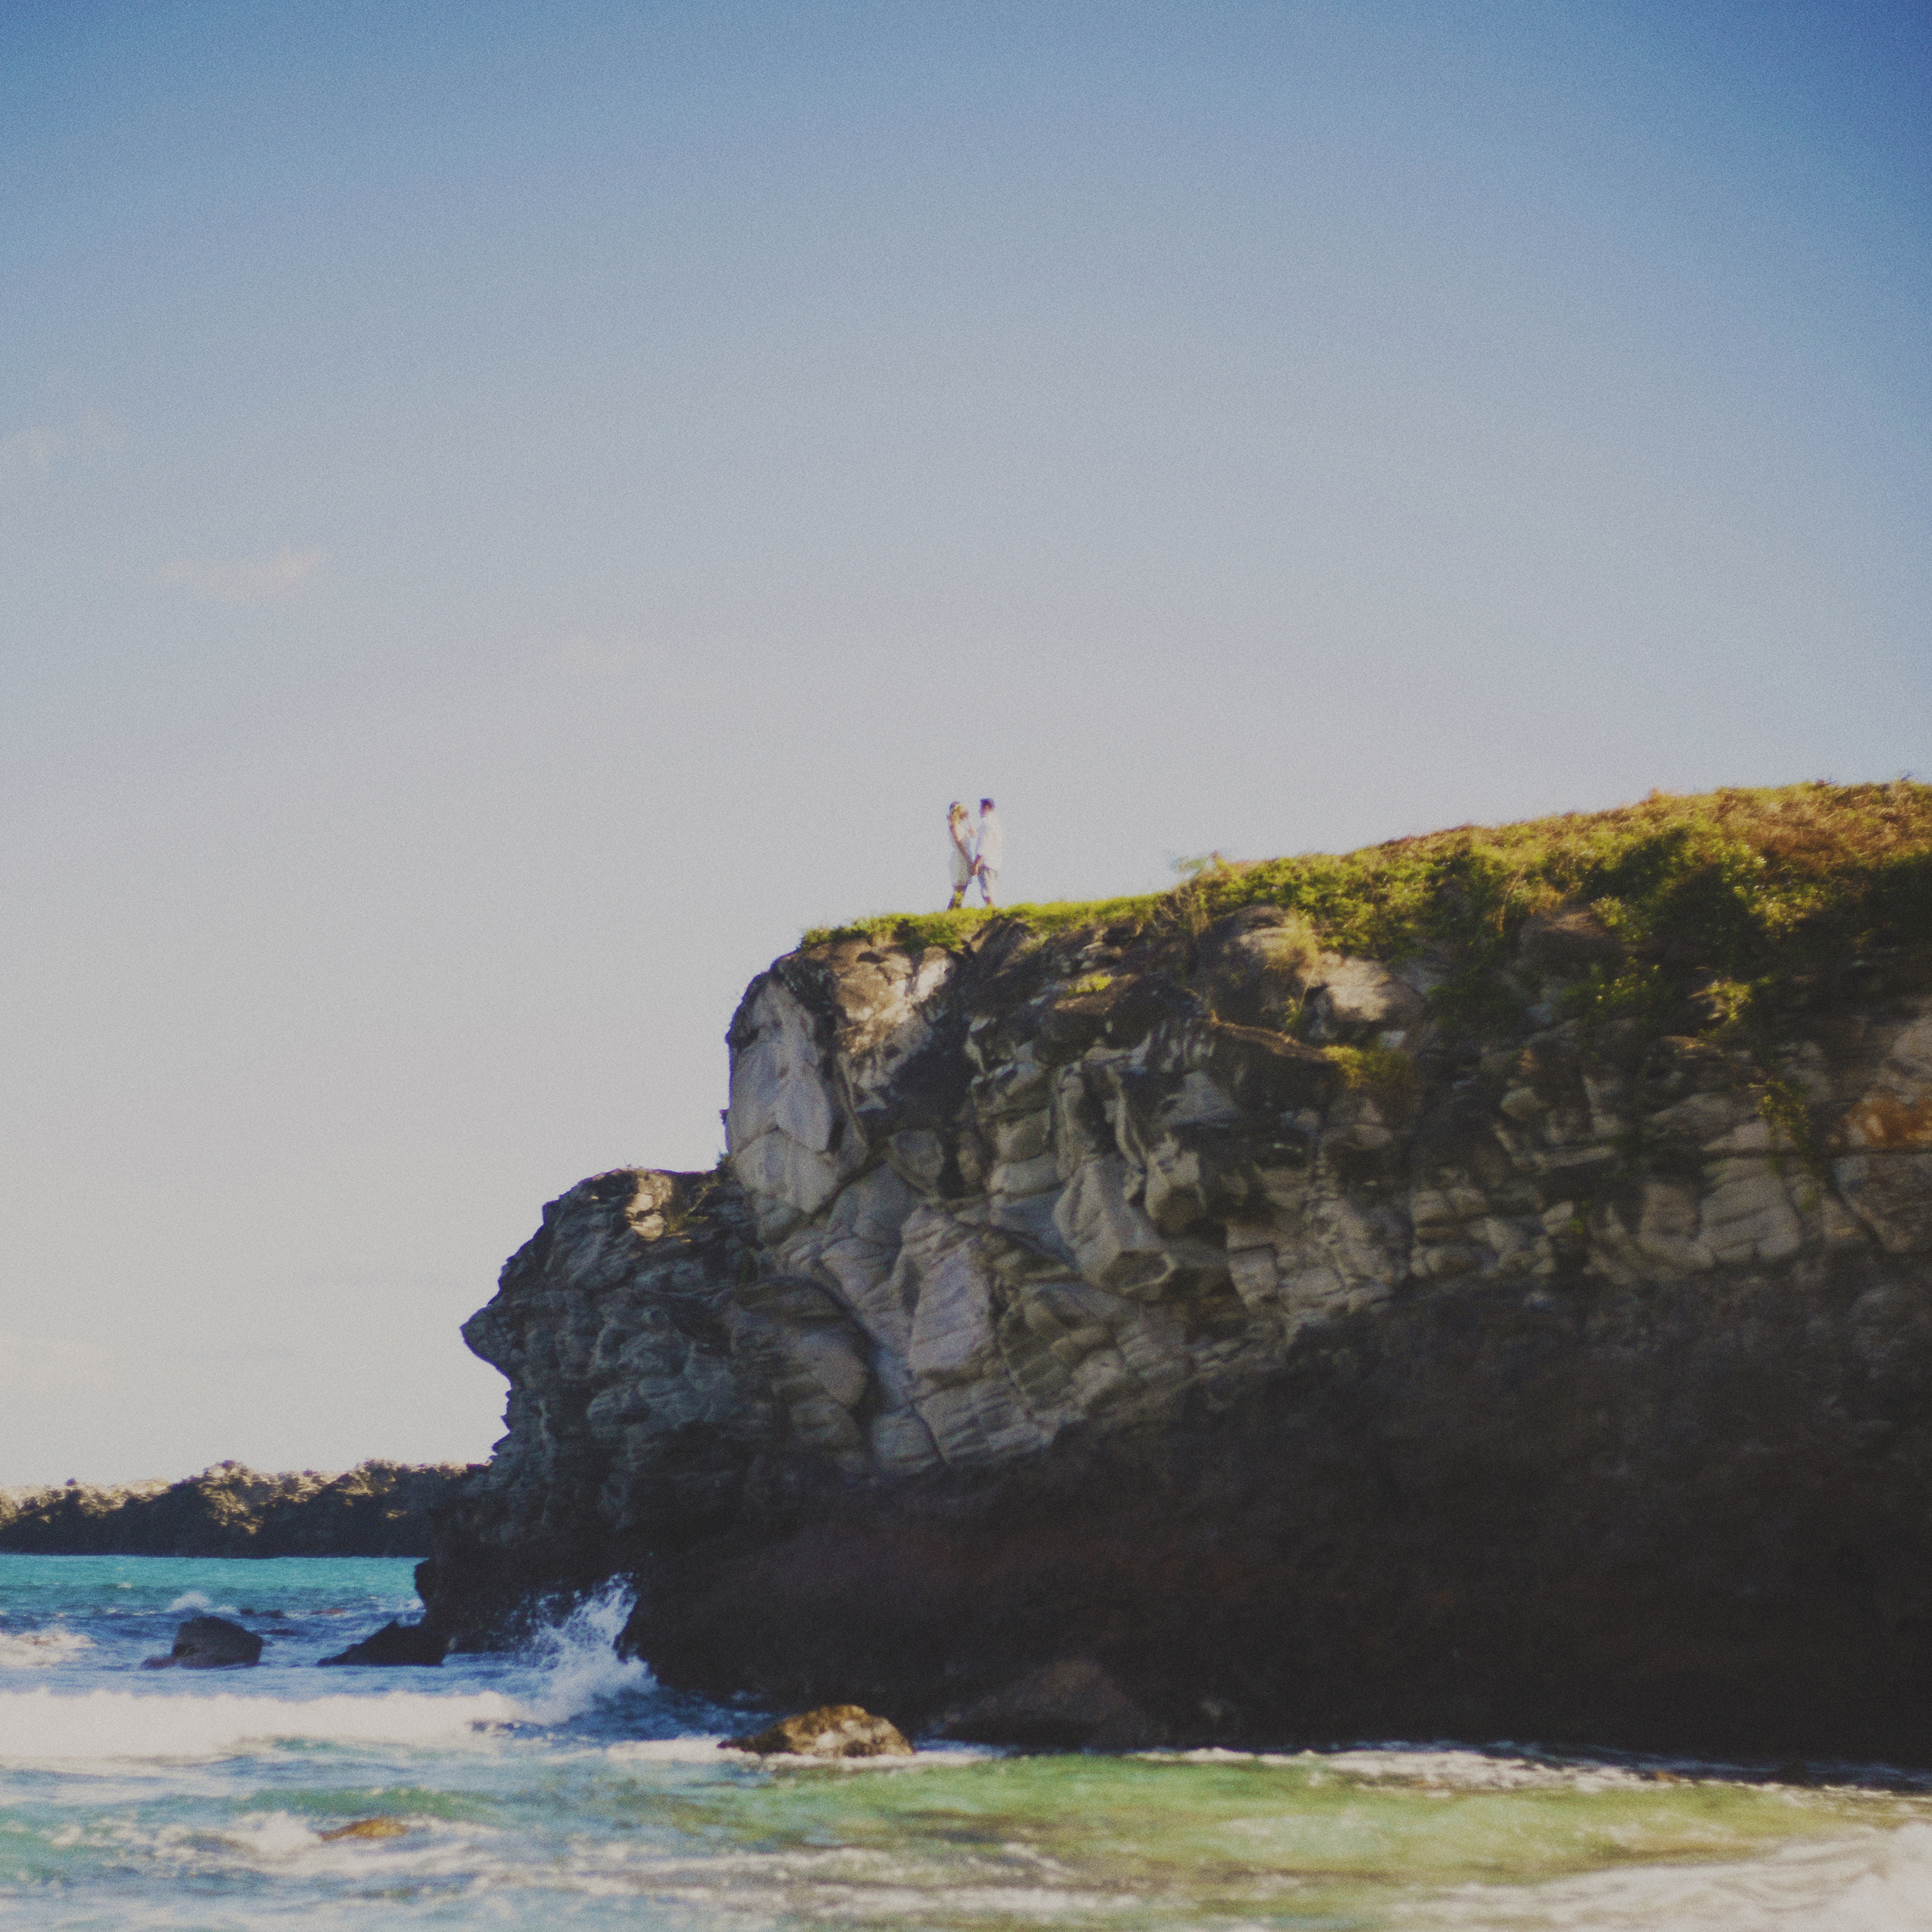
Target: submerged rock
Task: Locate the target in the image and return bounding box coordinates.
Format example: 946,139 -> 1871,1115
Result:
318,1618 -> 447,1666
318,1817 -> 411,1841
142,1615 -> 262,1669
725,1705 -> 913,1758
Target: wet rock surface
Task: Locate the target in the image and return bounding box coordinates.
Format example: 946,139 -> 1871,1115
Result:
318,1817 -> 411,1841
318,1619 -> 448,1667
420,909 -> 1932,1760
143,1615 -> 263,1669
725,1703 -> 914,1758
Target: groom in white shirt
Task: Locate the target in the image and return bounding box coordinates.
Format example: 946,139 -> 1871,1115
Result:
974,798 -> 1003,907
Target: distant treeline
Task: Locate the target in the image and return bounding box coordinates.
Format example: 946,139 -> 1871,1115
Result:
0,1460 -> 474,1558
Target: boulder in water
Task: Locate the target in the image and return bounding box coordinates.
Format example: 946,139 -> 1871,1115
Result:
141,1614 -> 263,1668
318,1618 -> 447,1666
319,1816 -> 411,1840
724,1704 -> 913,1758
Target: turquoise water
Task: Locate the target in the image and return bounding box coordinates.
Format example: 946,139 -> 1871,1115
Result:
3,1556 -> 1930,1929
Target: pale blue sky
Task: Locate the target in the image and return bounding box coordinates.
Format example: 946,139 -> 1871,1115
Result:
3,1 -> 1927,1481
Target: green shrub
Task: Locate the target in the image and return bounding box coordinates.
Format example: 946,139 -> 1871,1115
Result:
802,783 -> 1932,1047
1321,1045 -> 1419,1104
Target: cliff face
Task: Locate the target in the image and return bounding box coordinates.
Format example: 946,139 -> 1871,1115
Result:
423,791 -> 1932,1755
0,1461 -> 469,1557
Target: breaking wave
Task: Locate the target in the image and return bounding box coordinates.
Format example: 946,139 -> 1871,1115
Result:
515,1579 -> 656,1723
0,1684 -> 523,1764
0,1581 -> 652,1766
0,1626 -> 90,1668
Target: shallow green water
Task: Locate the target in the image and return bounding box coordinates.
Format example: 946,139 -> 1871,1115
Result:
651,1750 -> 1932,1929
4,1555 -> 1929,1929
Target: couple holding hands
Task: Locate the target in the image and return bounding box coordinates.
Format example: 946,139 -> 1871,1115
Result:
947,798 -> 1004,909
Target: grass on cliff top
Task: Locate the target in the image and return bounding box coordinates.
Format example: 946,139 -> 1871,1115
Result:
804,890 -> 1170,955
803,782 -> 1932,1030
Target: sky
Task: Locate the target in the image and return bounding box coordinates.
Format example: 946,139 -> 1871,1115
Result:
3,0 -> 1928,1485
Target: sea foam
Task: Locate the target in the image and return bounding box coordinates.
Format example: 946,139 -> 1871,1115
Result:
165,1590 -> 222,1613
514,1579 -> 656,1723
0,1685 -> 525,1764
0,1626 -> 90,1668
1415,1820 -> 1932,1930
0,1581 -> 654,1764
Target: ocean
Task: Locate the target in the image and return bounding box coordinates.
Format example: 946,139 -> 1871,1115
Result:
2,1554 -> 1929,1930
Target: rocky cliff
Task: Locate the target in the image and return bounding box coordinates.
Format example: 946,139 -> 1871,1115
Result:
0,1461 -> 470,1557
421,784 -> 1932,1757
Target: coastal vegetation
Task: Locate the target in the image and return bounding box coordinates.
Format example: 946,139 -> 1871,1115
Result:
807,781 -> 1932,1053
430,777 -> 1932,1760
0,1459 -> 470,1558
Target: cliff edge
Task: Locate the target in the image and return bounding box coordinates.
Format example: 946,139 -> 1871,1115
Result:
420,783 -> 1932,1757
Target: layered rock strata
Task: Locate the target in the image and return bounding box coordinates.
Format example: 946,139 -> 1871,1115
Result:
423,913 -> 1932,1757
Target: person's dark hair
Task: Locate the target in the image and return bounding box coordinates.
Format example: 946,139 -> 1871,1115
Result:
980,798 -> 995,811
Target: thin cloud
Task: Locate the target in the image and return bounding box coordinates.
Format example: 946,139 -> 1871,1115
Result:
0,410 -> 121,488
159,545 -> 325,602
0,424 -> 63,486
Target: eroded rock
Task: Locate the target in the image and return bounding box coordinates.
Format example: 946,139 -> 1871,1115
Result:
724,1703 -> 913,1758
418,905 -> 1932,1762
